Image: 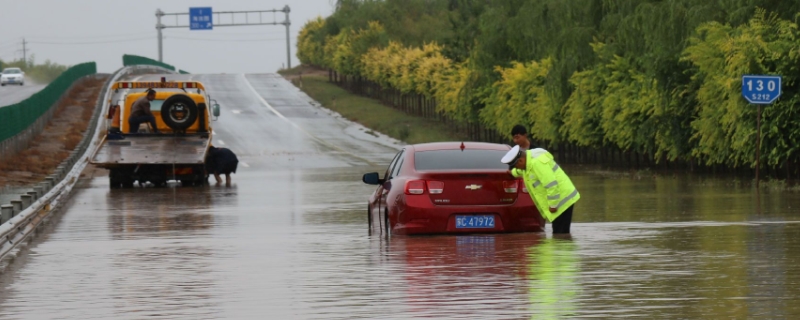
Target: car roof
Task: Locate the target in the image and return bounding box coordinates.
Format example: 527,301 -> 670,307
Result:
409,141 -> 511,152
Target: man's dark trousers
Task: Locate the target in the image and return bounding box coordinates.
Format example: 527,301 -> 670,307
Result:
128,115 -> 158,133
552,205 -> 574,234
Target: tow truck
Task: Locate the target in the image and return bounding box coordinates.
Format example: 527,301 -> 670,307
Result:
90,78 -> 221,188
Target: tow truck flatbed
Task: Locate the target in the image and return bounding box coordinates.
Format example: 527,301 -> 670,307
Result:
91,134 -> 211,166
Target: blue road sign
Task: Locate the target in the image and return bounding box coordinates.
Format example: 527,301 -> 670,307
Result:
742,75 -> 781,104
189,7 -> 213,30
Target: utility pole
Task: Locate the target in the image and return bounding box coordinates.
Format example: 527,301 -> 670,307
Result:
156,9 -> 164,62
22,38 -> 27,66
283,5 -> 291,69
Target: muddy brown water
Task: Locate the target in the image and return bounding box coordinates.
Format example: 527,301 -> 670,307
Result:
1,166 -> 798,319
1,73 -> 799,319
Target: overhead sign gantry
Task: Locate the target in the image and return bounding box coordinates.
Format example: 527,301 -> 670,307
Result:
155,6 -> 292,69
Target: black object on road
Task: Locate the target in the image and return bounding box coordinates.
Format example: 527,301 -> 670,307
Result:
206,146 -> 239,175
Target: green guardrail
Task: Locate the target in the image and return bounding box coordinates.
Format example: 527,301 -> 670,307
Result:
0,62 -> 97,143
122,54 -> 190,74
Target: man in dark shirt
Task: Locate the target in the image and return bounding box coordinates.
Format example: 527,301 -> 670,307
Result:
511,124 -> 532,150
206,146 -> 239,186
128,89 -> 160,133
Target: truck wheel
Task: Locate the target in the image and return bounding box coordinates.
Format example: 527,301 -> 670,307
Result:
109,169 -> 126,189
109,174 -> 120,189
161,94 -> 198,131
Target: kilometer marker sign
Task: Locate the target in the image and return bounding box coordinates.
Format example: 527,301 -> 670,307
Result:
742,75 -> 781,104
741,74 -> 781,189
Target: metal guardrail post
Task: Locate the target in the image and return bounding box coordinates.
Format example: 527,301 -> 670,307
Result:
27,191 -> 38,202
1,205 -> 12,224
20,195 -> 32,210
34,186 -> 44,198
56,165 -> 65,180
10,200 -> 22,215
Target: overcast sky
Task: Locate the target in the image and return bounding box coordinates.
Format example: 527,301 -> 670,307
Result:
0,1 -> 335,74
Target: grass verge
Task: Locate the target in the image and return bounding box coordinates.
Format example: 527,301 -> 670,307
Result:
279,66 -> 464,144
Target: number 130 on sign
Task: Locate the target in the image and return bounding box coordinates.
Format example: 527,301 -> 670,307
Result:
746,79 -> 777,91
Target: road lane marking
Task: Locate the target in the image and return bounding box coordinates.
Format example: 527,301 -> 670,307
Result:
217,139 -> 225,145
231,110 -> 241,114
240,162 -> 250,168
239,74 -> 375,166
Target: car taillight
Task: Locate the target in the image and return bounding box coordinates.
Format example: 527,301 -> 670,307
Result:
503,180 -> 518,193
519,179 -> 528,193
405,180 -> 426,195
427,181 -> 444,194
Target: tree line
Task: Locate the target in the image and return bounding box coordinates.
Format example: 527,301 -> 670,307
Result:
298,0 -> 800,171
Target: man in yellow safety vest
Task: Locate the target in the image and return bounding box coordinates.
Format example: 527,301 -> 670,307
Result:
501,144 -> 580,234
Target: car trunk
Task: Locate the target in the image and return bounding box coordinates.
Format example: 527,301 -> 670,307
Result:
421,171 -> 520,206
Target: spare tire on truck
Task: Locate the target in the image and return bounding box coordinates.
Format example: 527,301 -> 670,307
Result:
160,94 -> 199,131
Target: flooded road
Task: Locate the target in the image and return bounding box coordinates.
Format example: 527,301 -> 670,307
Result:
2,74 -> 800,319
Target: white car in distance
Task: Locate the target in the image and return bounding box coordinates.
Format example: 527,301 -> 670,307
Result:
1,68 -> 25,86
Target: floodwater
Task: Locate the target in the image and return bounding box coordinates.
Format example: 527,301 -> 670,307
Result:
1,73 -> 800,319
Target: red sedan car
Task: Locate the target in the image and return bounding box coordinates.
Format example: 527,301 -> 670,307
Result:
363,142 -> 544,235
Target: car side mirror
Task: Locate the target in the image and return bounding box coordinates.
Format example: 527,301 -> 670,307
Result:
362,172 -> 383,185
212,103 -> 220,117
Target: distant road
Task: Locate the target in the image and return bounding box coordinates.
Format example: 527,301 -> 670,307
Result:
0,77 -> 47,108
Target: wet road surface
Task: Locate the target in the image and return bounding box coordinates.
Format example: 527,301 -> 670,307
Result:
1,74 -> 800,319
0,78 -> 46,108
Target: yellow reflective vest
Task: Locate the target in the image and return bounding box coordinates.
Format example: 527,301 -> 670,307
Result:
511,148 -> 580,222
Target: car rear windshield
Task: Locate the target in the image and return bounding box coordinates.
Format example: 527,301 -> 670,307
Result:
414,149 -> 509,171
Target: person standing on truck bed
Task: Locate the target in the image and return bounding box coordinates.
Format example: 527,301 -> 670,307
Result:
206,146 -> 239,186
128,89 -> 160,133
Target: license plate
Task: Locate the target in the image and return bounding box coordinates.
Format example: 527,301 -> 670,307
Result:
455,215 -> 495,228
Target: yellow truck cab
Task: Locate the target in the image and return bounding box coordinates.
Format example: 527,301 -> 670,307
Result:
90,78 -> 222,188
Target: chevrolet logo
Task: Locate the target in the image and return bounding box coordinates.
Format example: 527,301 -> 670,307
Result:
465,184 -> 482,190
